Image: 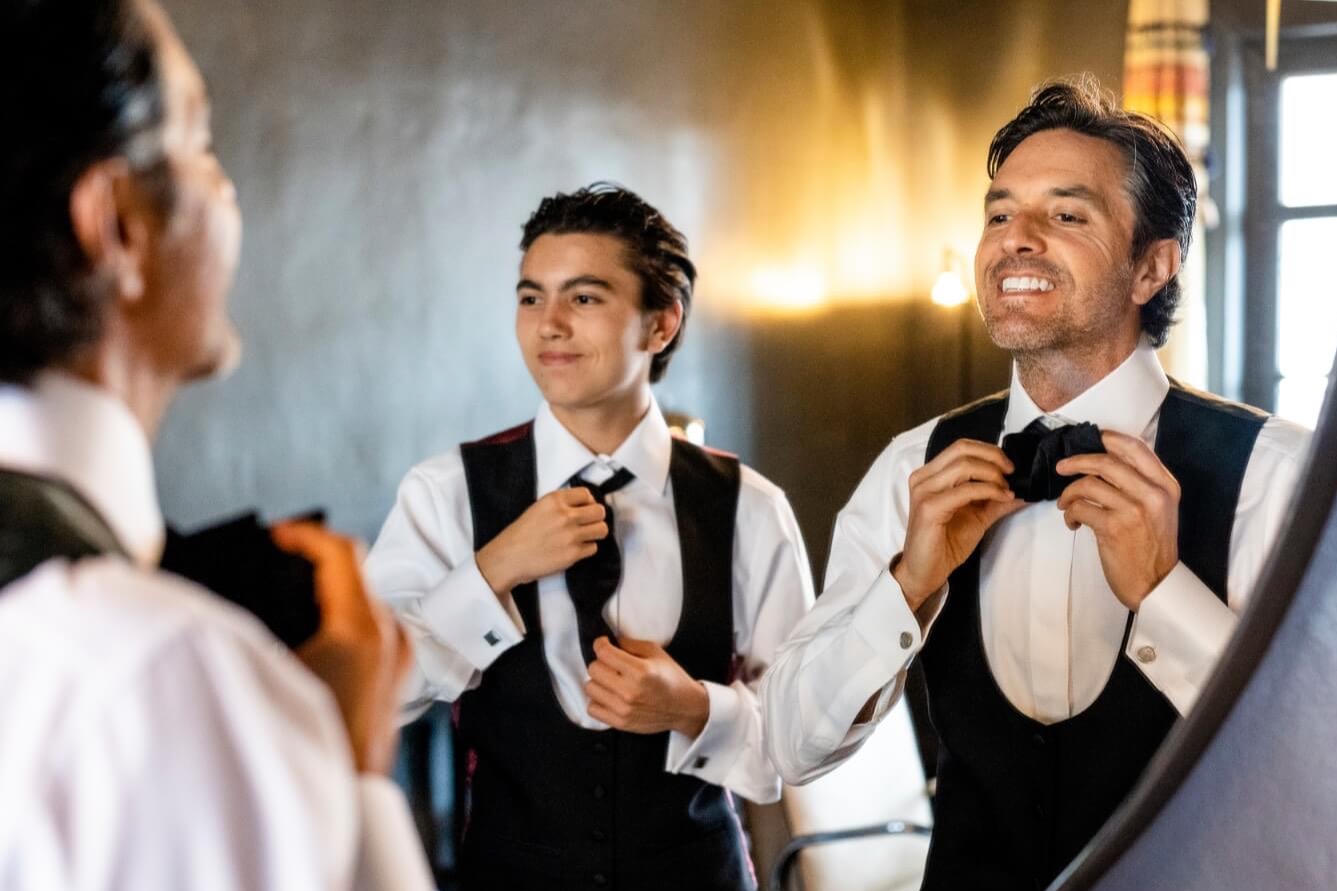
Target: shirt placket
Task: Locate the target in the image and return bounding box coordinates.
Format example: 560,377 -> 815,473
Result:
1028,505 -> 1077,722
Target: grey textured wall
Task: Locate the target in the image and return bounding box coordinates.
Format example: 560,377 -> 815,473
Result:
153,0 -> 1126,575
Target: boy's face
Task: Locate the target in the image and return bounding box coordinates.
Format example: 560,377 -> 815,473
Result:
516,232 -> 675,414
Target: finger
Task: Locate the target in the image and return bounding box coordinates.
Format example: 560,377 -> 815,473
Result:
588,658 -> 629,692
592,636 -> 642,672
913,456 -> 1012,497
616,637 -> 663,659
587,702 -> 625,729
921,482 -> 1016,523
574,521 -> 610,543
557,486 -> 597,506
1055,453 -> 1162,505
570,502 -> 608,525
916,438 -> 1015,479
1099,431 -> 1179,490
272,522 -> 368,617
1062,498 -> 1109,534
1057,476 -> 1138,514
978,495 -> 1029,527
584,678 -> 624,708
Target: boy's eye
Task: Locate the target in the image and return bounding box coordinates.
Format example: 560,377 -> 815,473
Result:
574,294 -> 599,305
518,294 -> 539,306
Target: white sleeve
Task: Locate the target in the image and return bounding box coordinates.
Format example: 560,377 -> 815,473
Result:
760,424 -> 940,785
24,619 -> 429,891
365,458 -> 526,709
1126,416 -> 1312,713
664,471 -> 816,803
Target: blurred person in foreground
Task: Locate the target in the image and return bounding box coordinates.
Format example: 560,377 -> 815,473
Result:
0,1 -> 433,888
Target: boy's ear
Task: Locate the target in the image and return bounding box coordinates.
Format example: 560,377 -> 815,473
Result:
645,300 -> 684,354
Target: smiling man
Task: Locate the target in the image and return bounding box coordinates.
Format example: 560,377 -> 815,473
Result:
761,78 -> 1312,889
366,183 -> 813,890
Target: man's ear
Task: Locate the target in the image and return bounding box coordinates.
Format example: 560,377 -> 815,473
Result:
69,159 -> 152,304
644,299 -> 684,355
1131,238 -> 1181,308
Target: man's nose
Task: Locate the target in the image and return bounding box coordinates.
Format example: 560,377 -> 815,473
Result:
1002,212 -> 1046,256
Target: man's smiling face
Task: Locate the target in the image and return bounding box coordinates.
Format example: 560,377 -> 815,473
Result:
974,128 -> 1143,357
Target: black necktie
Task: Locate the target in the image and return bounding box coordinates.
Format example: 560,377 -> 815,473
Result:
1001,419 -> 1105,502
565,466 -> 635,666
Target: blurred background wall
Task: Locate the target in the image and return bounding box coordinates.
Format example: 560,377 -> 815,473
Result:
154,0 -> 1131,577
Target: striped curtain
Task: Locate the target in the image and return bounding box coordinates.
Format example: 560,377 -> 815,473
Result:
1123,0 -> 1211,388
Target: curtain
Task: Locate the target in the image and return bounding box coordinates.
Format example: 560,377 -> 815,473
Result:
1123,0 -> 1211,388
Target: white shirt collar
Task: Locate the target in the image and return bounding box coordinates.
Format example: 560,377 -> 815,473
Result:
0,372 -> 164,567
1003,339 -> 1170,437
533,396 -> 673,497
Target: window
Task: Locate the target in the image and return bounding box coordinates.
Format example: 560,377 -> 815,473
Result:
1224,32 -> 1337,428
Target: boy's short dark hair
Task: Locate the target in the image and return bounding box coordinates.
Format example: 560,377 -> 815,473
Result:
521,183 -> 696,383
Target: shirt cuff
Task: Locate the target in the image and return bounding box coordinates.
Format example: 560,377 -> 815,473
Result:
852,566 -> 927,687
666,681 -> 744,782
1126,561 -> 1239,715
417,556 -> 525,673
354,776 -> 436,891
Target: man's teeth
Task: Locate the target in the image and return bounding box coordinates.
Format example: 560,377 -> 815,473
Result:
1001,276 -> 1055,292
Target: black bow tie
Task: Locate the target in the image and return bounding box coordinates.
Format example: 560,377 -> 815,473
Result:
1001,420 -> 1105,502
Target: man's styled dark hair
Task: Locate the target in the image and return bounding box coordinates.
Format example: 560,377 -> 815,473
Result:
520,182 -> 697,383
0,0 -> 171,384
987,76 -> 1197,348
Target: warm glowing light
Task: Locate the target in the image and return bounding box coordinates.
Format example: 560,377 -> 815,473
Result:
931,270 -> 970,307
684,420 -> 706,446
748,264 -> 829,311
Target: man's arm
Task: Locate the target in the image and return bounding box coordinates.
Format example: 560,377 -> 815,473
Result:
1109,419 -> 1310,712
760,426 -> 1023,785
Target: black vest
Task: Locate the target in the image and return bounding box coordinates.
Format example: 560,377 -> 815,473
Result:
918,383 -> 1267,891
455,422 -> 754,891
0,468 -> 124,591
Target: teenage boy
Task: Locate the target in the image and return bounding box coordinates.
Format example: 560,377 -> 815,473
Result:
367,183 -> 814,891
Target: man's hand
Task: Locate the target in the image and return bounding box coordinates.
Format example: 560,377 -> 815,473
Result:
273,522 -> 411,776
584,636 -> 710,738
1056,430 -> 1181,610
893,439 -> 1026,610
475,488 -> 608,595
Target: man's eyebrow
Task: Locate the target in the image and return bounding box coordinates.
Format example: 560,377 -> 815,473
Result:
516,278 -> 542,292
1050,185 -> 1109,211
984,188 -> 1011,204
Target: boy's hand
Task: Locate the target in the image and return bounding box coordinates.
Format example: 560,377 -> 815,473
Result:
584,636 -> 709,738
476,488 -> 608,595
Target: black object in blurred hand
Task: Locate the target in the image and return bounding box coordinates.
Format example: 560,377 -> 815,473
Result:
161,512 -> 323,649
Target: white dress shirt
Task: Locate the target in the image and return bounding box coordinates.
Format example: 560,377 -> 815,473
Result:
365,398 -> 815,804
0,373 -> 433,891
762,343 -> 1312,784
